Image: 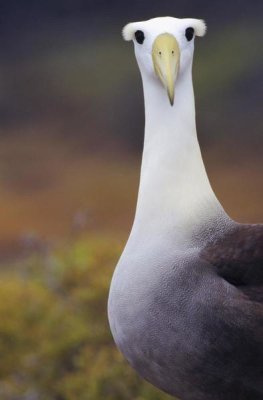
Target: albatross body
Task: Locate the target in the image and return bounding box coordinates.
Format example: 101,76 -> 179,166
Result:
108,17 -> 263,400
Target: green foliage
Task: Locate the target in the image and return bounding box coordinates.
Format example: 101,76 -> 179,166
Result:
0,235 -> 172,400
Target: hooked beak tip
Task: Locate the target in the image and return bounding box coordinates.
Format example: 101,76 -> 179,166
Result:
168,87 -> 175,106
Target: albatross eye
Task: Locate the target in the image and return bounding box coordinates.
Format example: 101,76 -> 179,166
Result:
185,27 -> 194,41
135,30 -> 145,44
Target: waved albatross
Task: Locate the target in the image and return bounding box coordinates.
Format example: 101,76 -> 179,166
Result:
108,17 -> 263,400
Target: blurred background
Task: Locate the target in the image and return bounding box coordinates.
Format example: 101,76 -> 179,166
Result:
0,1 -> 262,399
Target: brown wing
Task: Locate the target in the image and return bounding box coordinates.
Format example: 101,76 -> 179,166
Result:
201,224 -> 263,302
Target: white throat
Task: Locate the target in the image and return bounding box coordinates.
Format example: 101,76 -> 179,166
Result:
130,62 -> 225,245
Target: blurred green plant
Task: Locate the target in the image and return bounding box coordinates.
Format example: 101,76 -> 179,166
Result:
0,235 -> 172,400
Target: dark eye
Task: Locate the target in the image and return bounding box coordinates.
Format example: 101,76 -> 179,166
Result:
185,27 -> 194,41
135,30 -> 145,44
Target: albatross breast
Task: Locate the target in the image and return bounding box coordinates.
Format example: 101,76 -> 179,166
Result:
108,222 -> 263,400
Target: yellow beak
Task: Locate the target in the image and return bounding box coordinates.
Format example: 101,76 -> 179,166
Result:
152,33 -> 180,106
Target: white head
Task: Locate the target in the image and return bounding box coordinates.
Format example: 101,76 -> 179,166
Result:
123,17 -> 206,105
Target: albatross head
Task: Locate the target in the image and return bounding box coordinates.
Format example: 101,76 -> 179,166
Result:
123,17 -> 206,106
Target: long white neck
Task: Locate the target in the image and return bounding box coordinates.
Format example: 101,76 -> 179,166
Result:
130,62 -> 226,246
